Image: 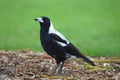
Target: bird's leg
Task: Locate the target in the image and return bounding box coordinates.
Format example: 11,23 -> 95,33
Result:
51,64 -> 58,75
57,61 -> 64,74
51,62 -> 64,75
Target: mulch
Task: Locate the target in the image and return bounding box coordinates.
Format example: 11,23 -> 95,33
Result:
0,50 -> 120,80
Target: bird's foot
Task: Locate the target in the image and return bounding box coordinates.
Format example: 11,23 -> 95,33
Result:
50,62 -> 63,76
50,67 -> 62,76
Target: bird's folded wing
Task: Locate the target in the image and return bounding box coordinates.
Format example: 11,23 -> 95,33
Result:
64,42 -> 80,55
49,33 -> 68,47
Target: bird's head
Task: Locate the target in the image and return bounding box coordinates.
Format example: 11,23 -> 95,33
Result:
34,16 -> 50,28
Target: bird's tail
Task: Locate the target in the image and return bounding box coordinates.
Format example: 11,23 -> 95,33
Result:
77,54 -> 95,66
65,43 -> 95,66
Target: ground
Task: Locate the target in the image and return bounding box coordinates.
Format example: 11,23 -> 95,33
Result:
0,50 -> 120,80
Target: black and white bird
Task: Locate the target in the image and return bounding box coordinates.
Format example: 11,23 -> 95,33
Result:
34,16 -> 95,75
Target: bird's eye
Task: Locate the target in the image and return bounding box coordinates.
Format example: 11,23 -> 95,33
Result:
41,17 -> 50,23
42,18 -> 46,22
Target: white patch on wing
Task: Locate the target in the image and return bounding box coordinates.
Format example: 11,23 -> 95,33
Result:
48,21 -> 69,47
56,41 -> 67,47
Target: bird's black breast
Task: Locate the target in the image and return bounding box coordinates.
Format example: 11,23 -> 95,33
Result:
40,32 -> 70,62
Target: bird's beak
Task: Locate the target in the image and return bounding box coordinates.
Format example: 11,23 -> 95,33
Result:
34,18 -> 38,21
34,18 -> 44,23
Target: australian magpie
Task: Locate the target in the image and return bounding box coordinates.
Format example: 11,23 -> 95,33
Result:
34,16 -> 95,75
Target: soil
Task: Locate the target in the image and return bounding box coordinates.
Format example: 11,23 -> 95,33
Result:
0,50 -> 120,80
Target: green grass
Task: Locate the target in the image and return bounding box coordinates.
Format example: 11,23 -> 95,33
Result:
0,0 -> 120,56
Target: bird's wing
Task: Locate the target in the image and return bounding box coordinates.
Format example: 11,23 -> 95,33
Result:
49,33 -> 69,47
45,33 -> 70,62
65,43 -> 95,66
64,42 -> 81,56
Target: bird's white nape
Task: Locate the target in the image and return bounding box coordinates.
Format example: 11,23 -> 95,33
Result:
48,21 -> 69,47
48,21 -> 56,34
